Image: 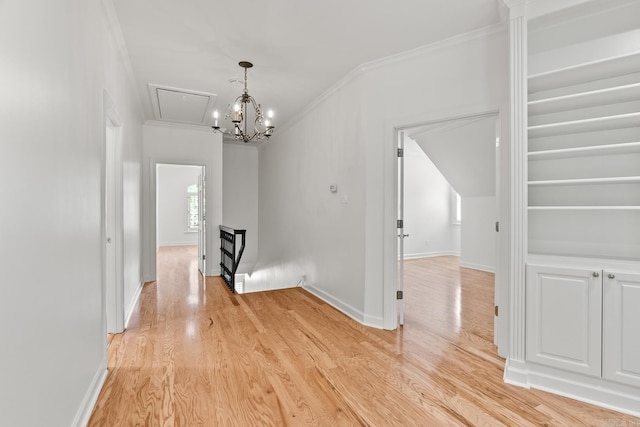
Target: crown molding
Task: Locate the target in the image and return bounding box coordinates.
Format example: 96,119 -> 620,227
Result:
223,141 -> 260,151
502,0 -> 527,17
277,22 -> 507,136
144,119 -> 215,133
361,22 -> 507,73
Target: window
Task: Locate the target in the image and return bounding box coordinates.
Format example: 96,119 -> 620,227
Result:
452,190 -> 461,225
187,184 -> 198,231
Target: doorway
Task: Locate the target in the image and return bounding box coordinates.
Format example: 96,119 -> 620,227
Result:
155,163 -> 206,279
394,111 -> 504,353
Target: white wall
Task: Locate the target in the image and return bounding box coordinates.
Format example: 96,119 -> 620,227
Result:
156,164 -> 202,246
460,197 -> 497,272
256,27 -> 509,328
142,123 -> 223,279
0,0 -> 144,426
403,138 -> 459,258
223,143 -> 259,274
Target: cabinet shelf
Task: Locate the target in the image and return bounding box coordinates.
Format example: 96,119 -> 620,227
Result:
529,141 -> 640,160
528,52 -> 640,93
528,83 -> 640,116
528,112 -> 640,138
529,176 -> 640,186
529,206 -> 640,211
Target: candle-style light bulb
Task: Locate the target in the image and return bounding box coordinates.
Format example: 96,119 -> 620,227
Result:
213,110 -> 219,127
232,104 -> 242,123
267,109 -> 274,119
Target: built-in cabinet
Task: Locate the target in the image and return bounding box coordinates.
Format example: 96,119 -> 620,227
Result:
602,270 -> 640,388
526,264 -> 602,377
516,0 -> 640,416
527,263 -> 640,388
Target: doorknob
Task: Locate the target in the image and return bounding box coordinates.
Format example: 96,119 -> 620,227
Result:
107,237 -> 112,243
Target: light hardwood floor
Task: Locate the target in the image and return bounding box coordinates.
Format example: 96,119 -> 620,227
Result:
89,247 -> 639,426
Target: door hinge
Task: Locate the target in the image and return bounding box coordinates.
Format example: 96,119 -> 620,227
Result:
495,221 -> 500,232
202,255 -> 206,260
397,290 -> 403,300
397,219 -> 403,228
397,148 -> 404,157
494,305 -> 499,316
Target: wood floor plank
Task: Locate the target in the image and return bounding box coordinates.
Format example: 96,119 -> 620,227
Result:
88,247 -> 640,426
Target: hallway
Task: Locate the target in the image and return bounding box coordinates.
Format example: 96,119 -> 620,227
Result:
88,247 -> 637,425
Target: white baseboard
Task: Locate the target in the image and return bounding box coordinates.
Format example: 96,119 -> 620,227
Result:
459,261 -> 495,273
402,251 -> 459,260
71,357 -> 108,427
124,280 -> 144,329
505,358 -> 640,418
234,274 -> 246,294
302,284 -> 383,329
158,242 -> 198,247
241,282 -> 296,294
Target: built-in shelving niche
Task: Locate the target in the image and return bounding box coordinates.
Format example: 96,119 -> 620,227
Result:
527,49 -> 640,260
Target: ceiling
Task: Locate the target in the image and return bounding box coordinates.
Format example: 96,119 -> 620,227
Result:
112,0 -> 505,135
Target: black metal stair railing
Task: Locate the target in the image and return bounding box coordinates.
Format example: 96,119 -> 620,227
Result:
219,225 -> 246,293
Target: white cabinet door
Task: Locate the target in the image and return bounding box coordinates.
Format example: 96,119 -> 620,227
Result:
603,271 -> 640,388
526,264 -> 602,377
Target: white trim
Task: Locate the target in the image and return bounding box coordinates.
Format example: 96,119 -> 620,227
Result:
70,358 -> 108,427
303,284 -> 383,329
505,360 -> 640,418
124,280 -> 144,329
459,261 -> 495,273
158,241 -> 198,247
103,90 -> 125,334
223,140 -> 261,151
507,10 -> 529,366
147,83 -> 217,125
144,119 -> 214,132
503,358 -> 531,386
278,23 -> 507,134
241,280 -> 296,294
402,251 -> 460,260
361,23 -> 506,74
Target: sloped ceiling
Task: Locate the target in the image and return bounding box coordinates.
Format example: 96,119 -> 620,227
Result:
111,0 -> 504,131
408,115 -> 497,197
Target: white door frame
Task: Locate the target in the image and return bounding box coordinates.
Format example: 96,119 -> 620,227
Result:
149,160 -> 206,280
383,105 -> 509,356
102,90 -> 125,336
197,170 -> 206,276
397,130 -> 406,326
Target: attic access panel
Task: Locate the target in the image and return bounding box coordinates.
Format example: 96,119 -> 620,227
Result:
148,84 -> 217,125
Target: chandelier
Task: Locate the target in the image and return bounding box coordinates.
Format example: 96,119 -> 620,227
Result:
212,61 -> 274,143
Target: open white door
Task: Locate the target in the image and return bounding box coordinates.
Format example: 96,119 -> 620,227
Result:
493,117 -> 504,354
397,130 -> 406,326
105,117 -> 124,334
197,169 -> 206,276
